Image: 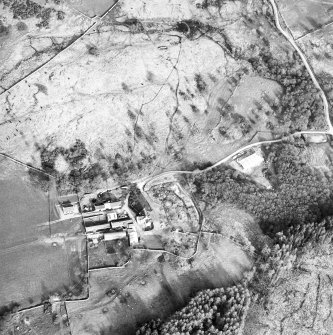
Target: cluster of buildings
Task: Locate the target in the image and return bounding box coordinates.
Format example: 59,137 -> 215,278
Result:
58,191 -> 142,246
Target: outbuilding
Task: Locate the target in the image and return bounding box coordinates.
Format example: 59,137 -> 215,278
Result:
128,228 -> 139,245
110,218 -> 132,229
104,231 -> 127,241
85,222 -> 110,233
107,201 -> 123,210
94,203 -> 105,211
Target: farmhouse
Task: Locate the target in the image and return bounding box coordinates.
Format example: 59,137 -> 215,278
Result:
62,204 -> 75,215
58,194 -> 80,217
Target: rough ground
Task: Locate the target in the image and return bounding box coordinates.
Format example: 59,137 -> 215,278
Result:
244,242 -> 333,335
0,0 -> 320,193
67,234 -> 252,335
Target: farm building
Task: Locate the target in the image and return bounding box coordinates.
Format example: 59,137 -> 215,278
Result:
94,203 -> 105,211
235,149 -> 264,173
110,218 -> 132,229
62,204 -> 75,215
107,212 -> 117,221
302,134 -> 327,143
105,201 -> 122,210
128,228 -> 139,245
137,216 -> 153,230
104,231 -> 127,241
83,213 -> 107,223
83,213 -> 110,233
85,222 -> 110,233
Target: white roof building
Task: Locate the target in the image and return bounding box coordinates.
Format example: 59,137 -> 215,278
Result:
105,201 -> 122,210
236,150 -> 264,173
62,204 -> 74,215
107,212 -> 118,222
302,134 -> 327,143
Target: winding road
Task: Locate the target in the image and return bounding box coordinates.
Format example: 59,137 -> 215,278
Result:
136,0 -> 333,261
269,0 -> 333,135
138,0 -> 333,192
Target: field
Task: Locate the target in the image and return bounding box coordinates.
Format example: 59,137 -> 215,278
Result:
0,236 -> 87,309
1,304 -> 66,335
67,234 -> 252,335
88,238 -> 130,269
206,75 -> 283,142
0,156 -> 88,309
69,0 -> 117,17
278,0 -> 333,39
0,156 -> 58,249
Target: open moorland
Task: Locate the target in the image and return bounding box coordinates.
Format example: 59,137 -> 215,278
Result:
0,0 -> 328,195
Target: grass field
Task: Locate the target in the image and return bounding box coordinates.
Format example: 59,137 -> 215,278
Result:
0,157 -> 88,308
0,236 -> 87,308
2,305 -> 61,335
67,234 -> 252,335
68,0 -> 116,17
0,241 -> 70,307
88,238 -> 130,269
0,157 -> 59,249
278,0 -> 333,39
